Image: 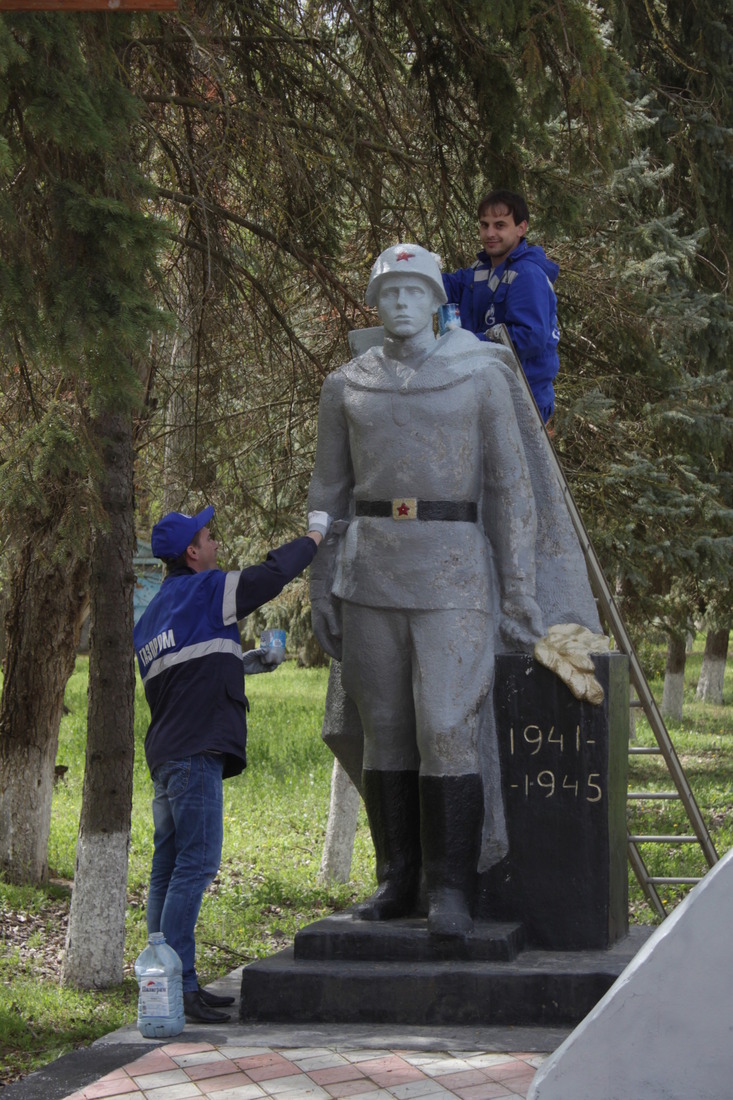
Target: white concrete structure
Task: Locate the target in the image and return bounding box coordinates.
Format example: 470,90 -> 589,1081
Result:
529,847 -> 733,1100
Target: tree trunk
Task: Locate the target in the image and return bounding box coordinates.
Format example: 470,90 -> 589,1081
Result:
62,410 -> 135,988
696,628 -> 729,706
318,759 -> 360,885
0,540 -> 89,884
661,633 -> 687,721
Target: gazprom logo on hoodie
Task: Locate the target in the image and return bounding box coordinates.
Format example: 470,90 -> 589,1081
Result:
137,629 -> 175,668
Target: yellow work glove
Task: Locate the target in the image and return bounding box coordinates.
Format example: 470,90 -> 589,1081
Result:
534,623 -> 610,705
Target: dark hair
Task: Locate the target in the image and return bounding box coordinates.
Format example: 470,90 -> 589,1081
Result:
164,549 -> 189,573
164,527 -> 203,573
477,189 -> 529,226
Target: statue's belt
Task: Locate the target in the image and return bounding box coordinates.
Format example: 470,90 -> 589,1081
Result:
354,499 -> 477,522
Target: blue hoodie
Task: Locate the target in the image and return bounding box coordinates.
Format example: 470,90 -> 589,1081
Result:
442,239 -> 560,420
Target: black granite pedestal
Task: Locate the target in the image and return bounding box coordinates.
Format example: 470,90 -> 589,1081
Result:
239,917 -> 649,1026
240,652 -> 635,1027
483,652 -> 630,949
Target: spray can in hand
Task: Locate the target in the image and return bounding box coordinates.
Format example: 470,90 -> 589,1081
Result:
134,932 -> 185,1038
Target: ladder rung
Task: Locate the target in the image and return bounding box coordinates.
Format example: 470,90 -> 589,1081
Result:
492,325 -> 719,882
629,747 -> 661,755
628,835 -> 698,844
628,792 -> 680,800
647,876 -> 702,885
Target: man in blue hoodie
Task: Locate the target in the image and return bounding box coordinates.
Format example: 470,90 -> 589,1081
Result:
442,190 -> 560,423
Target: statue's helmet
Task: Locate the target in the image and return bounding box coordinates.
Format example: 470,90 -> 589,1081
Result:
365,244 -> 447,308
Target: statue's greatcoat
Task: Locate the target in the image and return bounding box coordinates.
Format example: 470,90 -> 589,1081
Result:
311,331 -> 536,611
308,327 -> 601,869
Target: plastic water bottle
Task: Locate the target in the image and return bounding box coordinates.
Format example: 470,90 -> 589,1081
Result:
134,932 -> 185,1038
260,628 -> 287,664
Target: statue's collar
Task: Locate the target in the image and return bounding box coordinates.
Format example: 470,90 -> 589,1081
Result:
341,329 -> 489,393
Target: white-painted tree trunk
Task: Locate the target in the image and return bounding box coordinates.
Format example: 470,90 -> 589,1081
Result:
62,410 -> 136,989
695,628 -> 729,705
661,635 -> 686,721
696,657 -> 726,705
0,541 -> 89,884
661,671 -> 684,721
62,832 -> 130,987
318,759 -> 359,884
0,741 -> 56,885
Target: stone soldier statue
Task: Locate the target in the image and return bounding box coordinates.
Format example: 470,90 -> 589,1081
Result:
308,243 -> 560,942
309,243 -> 603,943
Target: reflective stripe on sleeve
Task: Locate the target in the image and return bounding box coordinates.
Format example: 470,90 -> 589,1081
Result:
222,570 -> 240,625
141,637 -> 243,685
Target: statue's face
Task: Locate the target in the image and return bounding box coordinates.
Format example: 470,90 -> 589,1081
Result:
377,275 -> 438,338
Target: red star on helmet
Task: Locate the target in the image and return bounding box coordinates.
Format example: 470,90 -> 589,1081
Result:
395,250 -> 415,262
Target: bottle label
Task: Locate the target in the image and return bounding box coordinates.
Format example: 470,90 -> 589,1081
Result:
139,976 -> 170,1016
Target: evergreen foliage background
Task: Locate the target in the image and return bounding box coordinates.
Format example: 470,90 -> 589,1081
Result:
2,1 -> 730,660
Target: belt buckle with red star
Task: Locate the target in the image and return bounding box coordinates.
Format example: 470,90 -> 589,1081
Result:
392,498 -> 417,520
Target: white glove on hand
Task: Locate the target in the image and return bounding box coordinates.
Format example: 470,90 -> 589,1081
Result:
307,510 -> 333,539
242,647 -> 279,675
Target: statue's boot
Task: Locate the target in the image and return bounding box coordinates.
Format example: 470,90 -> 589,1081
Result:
420,773 -> 483,941
352,769 -> 420,921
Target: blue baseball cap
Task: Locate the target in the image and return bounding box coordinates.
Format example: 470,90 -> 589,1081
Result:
151,506 -> 215,561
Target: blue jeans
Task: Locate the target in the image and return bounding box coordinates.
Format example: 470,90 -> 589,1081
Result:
147,753 -> 225,992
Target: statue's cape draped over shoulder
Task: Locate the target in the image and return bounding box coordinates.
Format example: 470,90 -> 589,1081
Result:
316,328 -> 601,871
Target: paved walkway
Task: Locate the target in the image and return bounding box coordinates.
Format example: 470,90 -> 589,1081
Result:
62,1042 -> 546,1099
4,970 -> 569,1100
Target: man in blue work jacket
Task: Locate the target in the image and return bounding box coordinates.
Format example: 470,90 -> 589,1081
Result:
442,189 -> 560,423
134,505 -> 329,1022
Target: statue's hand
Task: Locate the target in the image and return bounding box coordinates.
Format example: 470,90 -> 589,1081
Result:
500,593 -> 544,651
311,596 -> 343,661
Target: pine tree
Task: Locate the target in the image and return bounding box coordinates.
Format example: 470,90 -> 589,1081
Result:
0,11 -> 165,990
551,0 -> 733,678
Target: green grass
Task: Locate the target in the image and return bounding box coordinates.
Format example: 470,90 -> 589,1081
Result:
1,639 -> 731,1084
1,660 -> 375,1086
627,638 -> 733,921
0,886 -> 131,1083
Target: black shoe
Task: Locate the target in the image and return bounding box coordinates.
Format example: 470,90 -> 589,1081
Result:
183,990 -> 231,1023
197,985 -> 235,1008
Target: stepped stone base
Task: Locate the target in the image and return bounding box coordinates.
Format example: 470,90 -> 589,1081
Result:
239,916 -> 650,1028
294,912 -> 525,963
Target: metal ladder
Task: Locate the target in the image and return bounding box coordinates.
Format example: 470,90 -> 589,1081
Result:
493,326 -> 719,917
